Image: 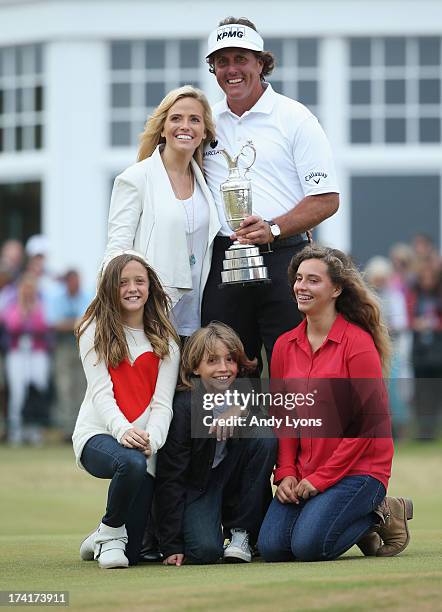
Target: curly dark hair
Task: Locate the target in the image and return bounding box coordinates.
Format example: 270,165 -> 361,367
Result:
206,16 -> 275,80
287,245 -> 392,374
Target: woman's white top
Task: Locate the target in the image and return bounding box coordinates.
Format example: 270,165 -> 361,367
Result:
171,181 -> 209,336
103,146 -> 221,311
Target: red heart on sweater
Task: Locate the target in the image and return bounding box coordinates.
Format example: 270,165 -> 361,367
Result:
109,352 -> 160,422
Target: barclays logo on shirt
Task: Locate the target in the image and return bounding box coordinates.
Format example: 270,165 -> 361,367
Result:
204,139 -> 222,157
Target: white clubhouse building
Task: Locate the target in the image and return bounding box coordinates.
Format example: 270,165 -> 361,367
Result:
0,0 -> 441,286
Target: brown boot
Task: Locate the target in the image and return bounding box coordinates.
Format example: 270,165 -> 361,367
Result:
374,497 -> 413,557
356,531 -> 382,556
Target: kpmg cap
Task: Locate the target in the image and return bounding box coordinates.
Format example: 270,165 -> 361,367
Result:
206,23 -> 264,59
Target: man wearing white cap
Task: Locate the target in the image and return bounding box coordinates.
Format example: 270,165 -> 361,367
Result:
202,17 -> 340,367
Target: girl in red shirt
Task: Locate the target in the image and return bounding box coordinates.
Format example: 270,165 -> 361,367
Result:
258,245 -> 413,562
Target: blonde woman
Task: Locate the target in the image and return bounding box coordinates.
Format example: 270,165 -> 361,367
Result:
104,86 -> 221,338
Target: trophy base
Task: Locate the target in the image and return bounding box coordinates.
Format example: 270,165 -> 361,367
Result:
219,243 -> 271,287
218,277 -> 272,288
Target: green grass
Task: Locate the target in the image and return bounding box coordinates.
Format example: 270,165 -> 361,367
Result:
0,442 -> 441,611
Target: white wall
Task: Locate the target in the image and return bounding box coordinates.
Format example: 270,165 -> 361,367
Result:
45,40 -> 108,284
1,0 -> 441,41
0,0 -> 441,285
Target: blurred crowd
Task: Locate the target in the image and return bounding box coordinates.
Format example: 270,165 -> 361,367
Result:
364,234 -> 442,441
0,236 -> 91,445
0,233 -> 441,445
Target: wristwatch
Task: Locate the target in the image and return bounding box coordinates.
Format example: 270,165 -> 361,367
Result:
266,220 -> 281,241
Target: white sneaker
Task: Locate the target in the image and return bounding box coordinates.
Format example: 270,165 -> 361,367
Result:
79,528 -> 98,561
94,523 -> 129,569
223,529 -> 252,563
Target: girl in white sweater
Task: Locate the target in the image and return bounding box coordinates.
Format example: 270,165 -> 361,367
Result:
72,252 -> 179,569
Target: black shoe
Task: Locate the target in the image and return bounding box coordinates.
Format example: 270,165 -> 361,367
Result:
138,548 -> 163,563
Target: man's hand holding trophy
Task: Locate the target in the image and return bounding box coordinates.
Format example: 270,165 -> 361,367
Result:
219,141 -> 271,286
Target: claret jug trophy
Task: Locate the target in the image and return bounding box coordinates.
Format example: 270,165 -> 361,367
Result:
219,141 -> 270,286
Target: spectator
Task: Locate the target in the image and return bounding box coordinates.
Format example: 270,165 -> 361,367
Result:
0,239 -> 25,440
0,239 -> 25,313
50,270 -> 91,440
389,243 -> 415,300
0,239 -> 25,289
365,257 -> 412,440
365,257 -> 408,332
412,233 -> 441,273
409,265 -> 442,440
1,273 -> 52,445
24,235 -> 62,305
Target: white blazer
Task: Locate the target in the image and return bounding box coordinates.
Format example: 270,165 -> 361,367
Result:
104,146 -> 221,308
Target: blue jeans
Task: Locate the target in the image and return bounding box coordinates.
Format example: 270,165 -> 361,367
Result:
257,475 -> 386,562
81,434 -> 155,565
183,437 -> 277,564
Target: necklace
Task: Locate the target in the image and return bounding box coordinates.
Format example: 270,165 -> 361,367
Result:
166,166 -> 196,266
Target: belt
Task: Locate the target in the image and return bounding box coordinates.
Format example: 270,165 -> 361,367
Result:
214,234 -> 307,252
260,234 -> 307,252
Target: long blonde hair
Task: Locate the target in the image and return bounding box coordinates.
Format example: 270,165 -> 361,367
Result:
75,253 -> 179,367
288,246 -> 392,374
137,86 -> 216,171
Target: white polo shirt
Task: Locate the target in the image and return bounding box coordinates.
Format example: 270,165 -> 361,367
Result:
203,84 -> 339,236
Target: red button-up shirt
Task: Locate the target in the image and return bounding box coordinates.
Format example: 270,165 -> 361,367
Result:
271,313 -> 393,492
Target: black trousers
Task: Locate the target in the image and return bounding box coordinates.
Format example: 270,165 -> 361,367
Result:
183,436 -> 277,563
202,236 -> 307,366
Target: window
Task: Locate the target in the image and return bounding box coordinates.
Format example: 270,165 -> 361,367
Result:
266,38 -> 320,118
0,182 -> 41,244
348,37 -> 442,144
0,45 -> 44,153
110,39 -> 203,147
351,174 -> 440,265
